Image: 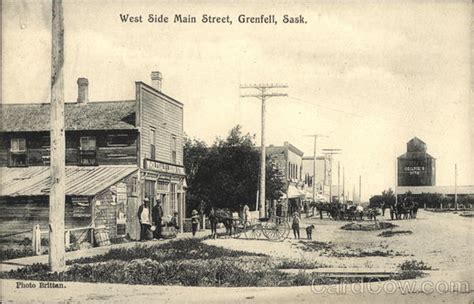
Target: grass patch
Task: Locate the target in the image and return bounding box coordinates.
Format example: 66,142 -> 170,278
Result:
276,258 -> 327,269
378,230 -> 413,237
0,247 -> 34,261
341,222 -> 397,231
295,240 -> 408,258
325,248 -> 408,258
69,238 -> 265,265
295,241 -> 334,252
0,239 -> 423,286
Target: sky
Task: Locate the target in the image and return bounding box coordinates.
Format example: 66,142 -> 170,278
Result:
2,0 -> 473,200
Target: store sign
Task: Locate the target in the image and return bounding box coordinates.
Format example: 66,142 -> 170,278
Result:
144,159 -> 185,175
404,166 -> 425,175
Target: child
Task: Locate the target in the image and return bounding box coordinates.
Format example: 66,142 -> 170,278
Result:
305,225 -> 315,240
292,212 -> 300,239
191,209 -> 199,237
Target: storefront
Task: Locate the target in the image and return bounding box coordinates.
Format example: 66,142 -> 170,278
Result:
143,158 -> 186,233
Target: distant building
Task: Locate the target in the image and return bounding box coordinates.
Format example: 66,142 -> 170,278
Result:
266,142 -> 305,216
301,156 -> 329,200
397,137 -> 436,186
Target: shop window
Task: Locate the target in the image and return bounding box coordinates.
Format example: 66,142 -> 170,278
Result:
79,136 -> 97,165
150,129 -> 156,159
170,183 -> 177,214
10,138 -> 27,166
145,180 -> 156,207
171,135 -> 177,164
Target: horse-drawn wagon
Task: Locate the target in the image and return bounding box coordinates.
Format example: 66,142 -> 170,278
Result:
214,209 -> 290,241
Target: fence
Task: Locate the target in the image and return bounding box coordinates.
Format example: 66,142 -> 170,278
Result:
0,225 -> 99,256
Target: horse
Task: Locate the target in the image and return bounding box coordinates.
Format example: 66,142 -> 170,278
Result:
210,208 -> 235,237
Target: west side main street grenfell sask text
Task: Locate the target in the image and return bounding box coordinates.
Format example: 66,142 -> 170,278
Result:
119,14 -> 308,25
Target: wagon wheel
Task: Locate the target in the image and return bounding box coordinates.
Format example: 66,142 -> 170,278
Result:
262,220 -> 290,241
244,222 -> 262,239
231,219 -> 244,239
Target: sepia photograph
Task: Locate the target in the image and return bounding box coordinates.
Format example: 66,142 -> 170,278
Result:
1,0 -> 473,303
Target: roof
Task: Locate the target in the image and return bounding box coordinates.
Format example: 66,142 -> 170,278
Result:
287,185 -> 306,199
397,152 -> 435,159
0,166 -> 138,197
1,101 -> 137,132
396,185 -> 474,195
137,82 -> 184,107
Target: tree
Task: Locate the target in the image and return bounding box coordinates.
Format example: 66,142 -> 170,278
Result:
183,125 -> 285,215
183,135 -> 210,216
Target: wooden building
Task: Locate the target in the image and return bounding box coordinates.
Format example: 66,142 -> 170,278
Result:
397,137 -> 436,187
0,72 -> 186,242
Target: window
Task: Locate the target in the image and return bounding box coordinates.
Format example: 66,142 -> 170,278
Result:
79,136 -> 97,165
150,129 -> 156,159
169,183 -> 177,216
145,180 -> 156,208
107,134 -> 129,147
10,138 -> 27,166
171,135 -> 177,164
128,176 -> 138,196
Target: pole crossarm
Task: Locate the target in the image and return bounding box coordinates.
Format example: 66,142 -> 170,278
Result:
240,83 -> 288,218
240,83 -> 288,89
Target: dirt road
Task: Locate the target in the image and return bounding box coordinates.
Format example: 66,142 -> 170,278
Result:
1,210 -> 473,303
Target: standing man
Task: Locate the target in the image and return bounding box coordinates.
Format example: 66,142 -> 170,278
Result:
152,199 -> 163,240
137,198 -> 151,241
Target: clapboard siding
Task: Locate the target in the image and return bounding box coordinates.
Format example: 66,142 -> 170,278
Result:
94,190 -> 118,239
0,130 -> 138,167
0,196 -> 90,240
139,85 -> 184,166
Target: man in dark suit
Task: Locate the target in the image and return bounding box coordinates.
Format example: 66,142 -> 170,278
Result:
152,199 -> 163,239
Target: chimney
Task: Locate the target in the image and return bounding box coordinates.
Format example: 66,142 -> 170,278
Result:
151,71 -> 162,92
77,77 -> 89,104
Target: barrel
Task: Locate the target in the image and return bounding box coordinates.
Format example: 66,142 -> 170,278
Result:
161,226 -> 177,239
94,228 -> 111,247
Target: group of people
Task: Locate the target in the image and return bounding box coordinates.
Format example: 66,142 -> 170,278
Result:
137,198 -> 179,241
384,199 -> 419,220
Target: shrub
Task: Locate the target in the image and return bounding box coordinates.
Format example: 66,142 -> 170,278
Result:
0,247 -> 34,261
398,260 -> 432,271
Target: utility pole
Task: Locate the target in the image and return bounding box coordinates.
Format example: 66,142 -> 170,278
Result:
337,162 -> 341,203
342,166 -> 345,204
304,134 -> 327,202
240,83 -> 288,218
49,0 -> 66,272
322,149 -> 341,203
454,163 -> 458,210
358,175 -> 362,204
395,159 -> 398,206
352,184 -> 355,203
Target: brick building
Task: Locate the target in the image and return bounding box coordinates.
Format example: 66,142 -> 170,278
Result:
266,142 -> 306,216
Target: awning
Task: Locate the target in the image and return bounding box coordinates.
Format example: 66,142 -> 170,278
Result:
287,185 -> 306,199
0,166 -> 138,197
